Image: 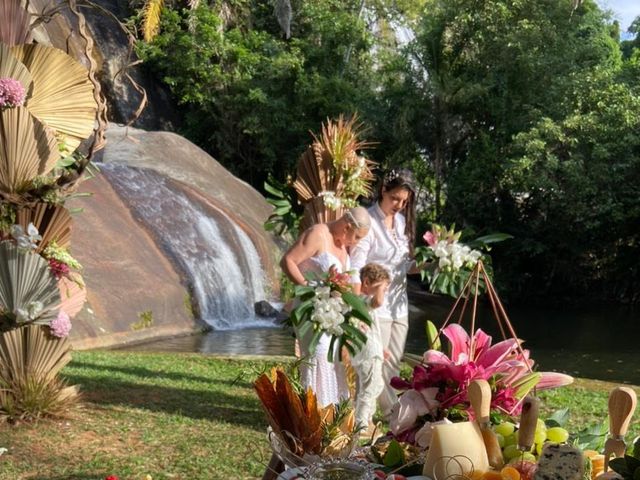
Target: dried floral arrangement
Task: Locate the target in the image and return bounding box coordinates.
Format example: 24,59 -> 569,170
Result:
0,0 -> 105,422
293,115 -> 376,231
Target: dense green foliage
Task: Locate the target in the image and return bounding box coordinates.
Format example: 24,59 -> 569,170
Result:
136,1 -> 640,303
137,0 -> 381,185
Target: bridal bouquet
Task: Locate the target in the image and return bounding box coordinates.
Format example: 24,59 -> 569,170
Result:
290,266 -> 371,361
415,224 -> 511,297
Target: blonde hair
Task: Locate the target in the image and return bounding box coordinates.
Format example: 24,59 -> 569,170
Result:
360,263 -> 390,284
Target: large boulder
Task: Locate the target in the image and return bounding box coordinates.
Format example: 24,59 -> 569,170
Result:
69,173 -> 197,349
69,125 -> 282,349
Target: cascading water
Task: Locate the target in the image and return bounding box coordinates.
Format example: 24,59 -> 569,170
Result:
100,163 -> 275,330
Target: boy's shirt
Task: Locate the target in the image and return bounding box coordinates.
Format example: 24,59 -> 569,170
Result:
352,296 -> 384,365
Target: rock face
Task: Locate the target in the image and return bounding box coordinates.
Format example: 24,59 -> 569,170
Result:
69,174 -> 196,349
69,125 -> 282,349
28,0 -> 179,130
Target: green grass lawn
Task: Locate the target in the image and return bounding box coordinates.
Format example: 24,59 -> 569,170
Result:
0,351 -> 638,480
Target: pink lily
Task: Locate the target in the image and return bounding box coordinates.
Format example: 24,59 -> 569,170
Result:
423,230 -> 437,247
421,324 -> 573,412
388,323 -> 573,444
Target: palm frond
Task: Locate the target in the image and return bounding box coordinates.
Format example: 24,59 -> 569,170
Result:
0,241 -> 60,325
0,326 -> 78,421
24,324 -> 72,380
0,0 -> 32,46
0,43 -> 32,97
17,204 -> 72,251
0,106 -> 58,193
10,44 -> 97,156
142,0 -> 164,42
294,114 -> 376,228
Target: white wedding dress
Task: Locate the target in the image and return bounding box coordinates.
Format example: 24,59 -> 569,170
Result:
296,250 -> 351,407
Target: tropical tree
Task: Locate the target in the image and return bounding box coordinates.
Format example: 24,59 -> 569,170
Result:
137,0 -> 384,186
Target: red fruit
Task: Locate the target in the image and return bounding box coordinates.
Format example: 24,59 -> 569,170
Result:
373,470 -> 386,480
510,460 -> 538,480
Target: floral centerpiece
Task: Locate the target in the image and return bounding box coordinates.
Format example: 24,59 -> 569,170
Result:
388,324 -> 573,447
415,224 -> 512,297
289,265 -> 372,362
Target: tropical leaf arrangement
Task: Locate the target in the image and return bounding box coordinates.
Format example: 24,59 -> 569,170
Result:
254,367 -> 358,466
0,223 -> 85,333
0,42 -> 97,199
289,265 -> 372,362
293,115 -> 376,231
263,174 -> 302,238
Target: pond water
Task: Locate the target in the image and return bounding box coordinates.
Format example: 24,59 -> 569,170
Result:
122,287 -> 640,384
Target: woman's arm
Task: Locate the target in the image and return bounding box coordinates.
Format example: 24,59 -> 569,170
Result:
280,224 -> 324,286
349,228 -> 373,295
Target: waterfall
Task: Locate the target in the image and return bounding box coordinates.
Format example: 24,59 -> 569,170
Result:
100,163 -> 275,330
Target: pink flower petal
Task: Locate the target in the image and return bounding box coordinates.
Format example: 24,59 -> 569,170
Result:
390,390 -> 429,434
476,338 -> 519,369
536,372 -> 574,390
423,350 -> 451,364
423,231 -> 437,247
472,329 -> 492,359
442,324 -> 470,363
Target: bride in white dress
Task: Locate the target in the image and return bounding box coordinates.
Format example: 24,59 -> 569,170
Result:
280,207 -> 371,407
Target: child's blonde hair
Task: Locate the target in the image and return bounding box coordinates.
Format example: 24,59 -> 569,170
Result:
360,263 -> 390,284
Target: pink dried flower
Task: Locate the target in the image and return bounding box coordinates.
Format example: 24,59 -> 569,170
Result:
48,258 -> 70,279
0,78 -> 26,108
50,310 -> 72,338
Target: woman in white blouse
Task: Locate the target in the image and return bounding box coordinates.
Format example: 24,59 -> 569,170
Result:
350,168 -> 417,419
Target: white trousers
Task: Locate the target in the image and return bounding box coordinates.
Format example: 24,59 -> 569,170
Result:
354,357 -> 384,429
376,314 -> 409,418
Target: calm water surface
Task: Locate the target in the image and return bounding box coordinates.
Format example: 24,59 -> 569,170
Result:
123,289 -> 640,384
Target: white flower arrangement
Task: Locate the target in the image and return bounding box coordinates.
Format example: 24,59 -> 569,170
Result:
290,266 -> 372,361
432,240 -> 482,272
416,224 -> 512,298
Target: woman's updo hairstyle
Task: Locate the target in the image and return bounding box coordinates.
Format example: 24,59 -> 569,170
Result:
378,167 -> 417,255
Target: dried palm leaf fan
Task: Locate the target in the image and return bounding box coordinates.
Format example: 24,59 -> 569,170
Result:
16,203 -> 72,251
0,106 -> 59,193
0,325 -> 72,381
0,42 -> 32,88
56,275 -> 86,318
0,0 -> 32,46
294,115 -> 376,230
10,44 -> 97,156
0,325 -> 78,420
0,241 -> 60,326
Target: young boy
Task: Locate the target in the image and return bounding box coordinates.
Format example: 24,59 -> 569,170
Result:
352,263 -> 391,437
